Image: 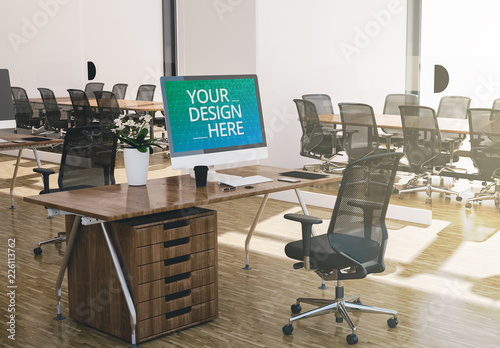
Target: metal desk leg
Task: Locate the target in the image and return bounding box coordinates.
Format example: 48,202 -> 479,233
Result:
9,150 -> 23,209
100,222 -> 138,348
243,193 -> 270,270
54,216 -> 82,321
243,189 -> 316,271
9,148 -> 43,209
294,189 -> 316,236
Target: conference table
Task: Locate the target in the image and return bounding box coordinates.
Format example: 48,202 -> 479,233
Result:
0,129 -> 63,208
30,97 -> 164,114
24,165 -> 342,345
318,113 -> 470,134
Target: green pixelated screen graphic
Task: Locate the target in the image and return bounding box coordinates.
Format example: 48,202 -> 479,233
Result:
163,78 -> 264,153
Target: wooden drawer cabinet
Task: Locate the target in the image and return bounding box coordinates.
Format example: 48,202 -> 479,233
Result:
67,207 -> 217,344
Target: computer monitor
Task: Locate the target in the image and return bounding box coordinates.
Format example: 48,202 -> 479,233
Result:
0,69 -> 15,128
160,74 -> 268,170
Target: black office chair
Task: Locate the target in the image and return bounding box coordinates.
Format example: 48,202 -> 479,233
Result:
379,93 -> 419,150
398,105 -> 461,204
111,83 -> 128,100
465,108 -> 500,210
11,86 -> 40,130
32,125 -> 117,255
492,98 -> 500,110
338,103 -> 387,163
282,152 -> 404,344
84,82 -> 105,99
302,93 -> 341,133
94,90 -> 122,125
295,99 -> 343,172
437,96 -> 471,171
37,87 -> 70,134
67,89 -> 94,127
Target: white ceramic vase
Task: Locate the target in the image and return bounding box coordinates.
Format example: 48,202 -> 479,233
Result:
123,147 -> 149,186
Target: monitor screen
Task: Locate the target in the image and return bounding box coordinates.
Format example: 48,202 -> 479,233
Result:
160,74 -> 268,170
0,69 -> 15,128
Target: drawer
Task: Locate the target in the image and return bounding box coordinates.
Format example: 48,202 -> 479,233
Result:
136,215 -> 215,247
138,300 -> 217,340
138,283 -> 216,320
137,250 -> 215,284
137,266 -> 216,303
137,232 -> 215,265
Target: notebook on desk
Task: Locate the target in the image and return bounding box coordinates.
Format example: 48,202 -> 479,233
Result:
219,175 -> 273,187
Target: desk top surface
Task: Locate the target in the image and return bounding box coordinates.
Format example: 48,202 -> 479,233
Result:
0,130 -> 63,150
31,97 -> 164,112
319,114 -> 470,134
24,165 -> 342,221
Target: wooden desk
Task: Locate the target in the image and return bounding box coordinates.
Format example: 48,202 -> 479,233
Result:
30,97 -> 164,113
24,165 -> 342,345
319,113 -> 470,134
0,130 -> 63,208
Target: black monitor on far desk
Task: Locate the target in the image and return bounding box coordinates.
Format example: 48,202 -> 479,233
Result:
0,69 -> 15,129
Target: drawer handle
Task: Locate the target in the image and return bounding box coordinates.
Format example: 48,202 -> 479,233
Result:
165,306 -> 192,319
164,255 -> 190,267
163,220 -> 189,230
165,289 -> 191,302
164,272 -> 191,284
164,237 -> 190,248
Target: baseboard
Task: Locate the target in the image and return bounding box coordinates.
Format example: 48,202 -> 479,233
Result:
1,149 -> 61,163
268,190 -> 432,225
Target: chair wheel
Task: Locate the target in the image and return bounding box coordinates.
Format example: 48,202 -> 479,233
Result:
465,202 -> 472,209
392,188 -> 399,194
291,303 -> 302,314
425,198 -> 432,204
346,333 -> 358,345
456,196 -> 462,202
282,324 -> 293,335
33,247 -> 42,255
387,317 -> 398,328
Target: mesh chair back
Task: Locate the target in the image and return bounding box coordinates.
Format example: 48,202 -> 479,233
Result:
134,84 -> 156,116
94,91 -> 121,125
68,89 -> 93,127
11,87 -> 33,128
437,96 -> 471,141
382,93 -> 419,138
58,125 -> 117,191
399,105 -> 443,172
294,99 -> 326,156
492,98 -> 500,110
467,108 -> 500,179
302,94 -> 334,115
338,103 -> 380,162
84,82 -> 105,99
112,83 -> 128,99
37,87 -> 62,128
326,152 -> 403,276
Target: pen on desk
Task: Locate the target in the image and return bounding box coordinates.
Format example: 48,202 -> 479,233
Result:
222,186 -> 236,191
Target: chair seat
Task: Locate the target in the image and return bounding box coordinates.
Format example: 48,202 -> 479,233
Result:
284,233 -> 380,275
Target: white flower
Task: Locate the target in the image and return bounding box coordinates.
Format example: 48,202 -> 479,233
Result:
142,115 -> 152,123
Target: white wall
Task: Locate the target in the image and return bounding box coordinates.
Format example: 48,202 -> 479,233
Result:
256,0 -> 407,168
177,0 -> 407,169
1,0 -> 163,102
420,0 -> 500,109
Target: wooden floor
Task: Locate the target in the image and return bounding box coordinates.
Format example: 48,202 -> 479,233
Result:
0,150 -> 499,348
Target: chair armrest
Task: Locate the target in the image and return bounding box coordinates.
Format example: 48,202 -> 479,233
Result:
284,213 -> 322,270
33,168 -> 56,194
